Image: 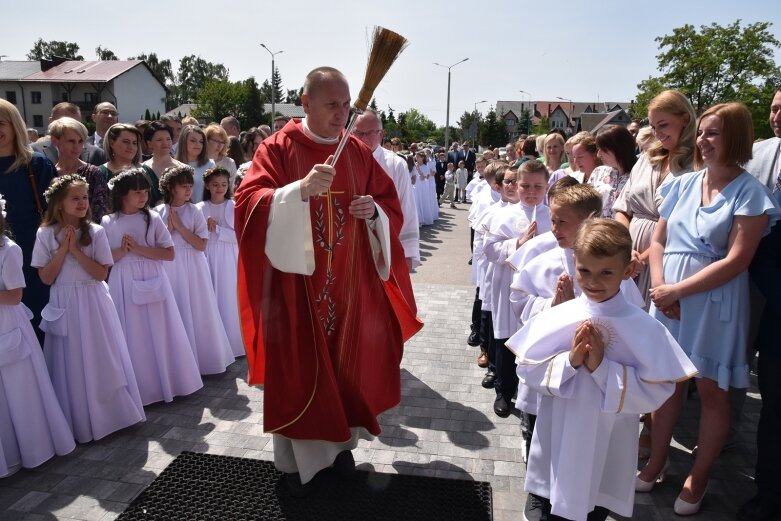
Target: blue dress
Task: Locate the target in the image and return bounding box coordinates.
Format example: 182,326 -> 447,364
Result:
651,170 -> 780,389
0,153 -> 56,341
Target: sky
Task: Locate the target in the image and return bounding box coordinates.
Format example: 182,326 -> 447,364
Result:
3,0 -> 779,126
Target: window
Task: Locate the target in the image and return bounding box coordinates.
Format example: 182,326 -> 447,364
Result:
61,92 -> 69,101
84,92 -> 97,103
31,91 -> 42,104
33,115 -> 43,127
5,91 -> 16,104
505,118 -> 515,127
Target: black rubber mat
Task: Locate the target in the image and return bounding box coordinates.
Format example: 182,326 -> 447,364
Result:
117,451 -> 493,521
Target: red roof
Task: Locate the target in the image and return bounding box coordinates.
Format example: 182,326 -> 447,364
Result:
24,60 -> 150,83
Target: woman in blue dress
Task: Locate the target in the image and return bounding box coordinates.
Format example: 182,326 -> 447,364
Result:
637,102 -> 781,515
0,100 -> 56,342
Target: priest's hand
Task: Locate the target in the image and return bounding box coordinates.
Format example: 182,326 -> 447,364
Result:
569,321 -> 589,368
349,195 -> 377,220
300,155 -> 335,200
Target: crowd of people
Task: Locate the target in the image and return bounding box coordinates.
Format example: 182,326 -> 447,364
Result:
0,98 -> 251,479
466,88 -> 781,520
1,76 -> 781,521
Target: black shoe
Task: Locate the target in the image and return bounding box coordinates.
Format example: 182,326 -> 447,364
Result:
481,371 -> 496,389
739,495 -> 781,521
494,395 -> 511,417
284,472 -> 314,498
467,330 -> 481,347
468,257 -> 473,265
523,493 -> 546,521
333,450 -> 355,480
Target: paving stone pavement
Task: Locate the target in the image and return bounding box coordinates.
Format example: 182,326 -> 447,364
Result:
0,205 -> 764,520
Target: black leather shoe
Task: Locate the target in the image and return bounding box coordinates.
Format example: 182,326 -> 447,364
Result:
333,450 -> 355,480
523,493 -> 546,521
467,330 -> 481,347
494,395 -> 511,417
284,472 -> 314,498
739,495 -> 781,521
481,371 -> 496,389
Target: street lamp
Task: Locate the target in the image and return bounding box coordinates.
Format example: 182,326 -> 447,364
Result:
519,90 -> 532,134
260,44 -> 283,128
434,58 -> 468,150
473,100 -> 487,142
556,96 -> 574,132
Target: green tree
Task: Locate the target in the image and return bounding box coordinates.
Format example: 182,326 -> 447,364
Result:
176,55 -> 229,105
519,109 -> 532,135
27,38 -> 83,60
95,45 -> 118,60
242,77 -> 265,128
634,20 -> 781,130
480,108 -> 508,147
260,66 -> 285,107
285,87 -> 302,105
532,115 -> 550,135
144,108 -> 152,120
192,80 -> 245,123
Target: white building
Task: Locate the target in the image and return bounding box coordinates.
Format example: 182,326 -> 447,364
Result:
0,59 -> 166,132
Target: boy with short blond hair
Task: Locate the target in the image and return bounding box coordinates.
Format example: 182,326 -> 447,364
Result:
508,219 -> 697,521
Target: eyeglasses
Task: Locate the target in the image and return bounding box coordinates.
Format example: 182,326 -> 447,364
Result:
353,129 -> 381,139
503,179 -> 518,185
98,110 -> 118,117
208,138 -> 226,146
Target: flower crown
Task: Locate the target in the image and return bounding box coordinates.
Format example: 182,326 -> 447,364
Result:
203,166 -> 231,181
107,168 -> 149,191
159,165 -> 196,194
44,174 -> 88,203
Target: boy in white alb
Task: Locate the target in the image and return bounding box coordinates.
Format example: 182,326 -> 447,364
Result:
507,219 -> 697,521
483,160 -> 551,417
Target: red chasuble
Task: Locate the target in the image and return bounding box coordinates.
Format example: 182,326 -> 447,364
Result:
234,119 -> 422,442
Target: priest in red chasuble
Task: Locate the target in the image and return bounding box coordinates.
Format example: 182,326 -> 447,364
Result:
234,66 -> 421,492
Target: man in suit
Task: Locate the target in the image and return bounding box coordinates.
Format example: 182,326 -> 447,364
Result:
32,102 -> 106,166
88,102 -> 118,149
740,86 -> 781,521
463,141 -> 476,185
434,151 -> 448,203
447,142 -> 464,169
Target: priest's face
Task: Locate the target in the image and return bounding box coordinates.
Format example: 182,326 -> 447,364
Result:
574,251 -> 632,303
302,77 -> 351,139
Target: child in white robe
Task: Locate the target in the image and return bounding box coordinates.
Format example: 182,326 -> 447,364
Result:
507,219 -> 697,521
483,160 -> 551,417
195,167 -> 244,358
101,168 -> 203,405
156,166 -> 235,375
32,175 -> 145,442
455,160 -> 469,202
0,199 -> 75,477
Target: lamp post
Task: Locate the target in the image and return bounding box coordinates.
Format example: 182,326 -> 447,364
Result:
519,90 -> 532,134
556,96 -> 574,132
260,44 -> 283,128
473,100 -> 487,142
434,58 -> 468,150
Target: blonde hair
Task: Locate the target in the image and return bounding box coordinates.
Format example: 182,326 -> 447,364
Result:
0,99 -> 33,171
549,183 -> 602,219
204,124 -> 230,159
694,102 -> 754,169
48,117 -> 88,141
543,133 -> 566,167
647,90 -> 696,173
636,126 -> 656,152
574,218 -> 633,266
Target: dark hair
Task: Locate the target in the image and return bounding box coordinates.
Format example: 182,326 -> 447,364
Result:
175,125 -> 209,166
202,166 -> 233,201
226,136 -> 245,165
108,168 -> 153,242
548,128 -> 567,140
42,175 -> 93,247
159,114 -> 181,124
144,121 -> 172,142
547,174 -> 579,200
595,126 -> 638,174
240,128 -> 267,163
159,165 -> 195,204
521,136 -> 537,156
